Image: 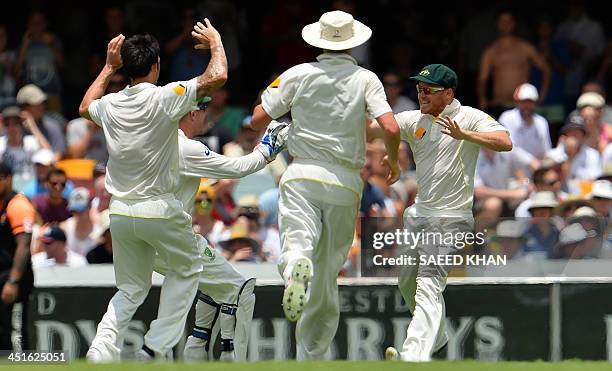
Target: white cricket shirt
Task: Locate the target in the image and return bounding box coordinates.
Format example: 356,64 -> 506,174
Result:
397,99 -> 508,215
261,53 -> 391,195
175,129 -> 267,213
498,108 -> 551,159
88,78 -> 197,200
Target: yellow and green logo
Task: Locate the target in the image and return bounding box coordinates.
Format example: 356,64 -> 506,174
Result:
419,69 -> 430,76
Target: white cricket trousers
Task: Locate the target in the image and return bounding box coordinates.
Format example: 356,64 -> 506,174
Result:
88,194 -> 202,360
398,206 -> 473,362
278,179 -> 359,360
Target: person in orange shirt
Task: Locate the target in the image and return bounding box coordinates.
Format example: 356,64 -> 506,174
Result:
0,162 -> 36,350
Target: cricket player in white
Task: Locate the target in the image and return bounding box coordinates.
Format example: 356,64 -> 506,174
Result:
249,10 -> 401,360
375,64 -> 512,362
79,20 -> 229,361
153,100 -> 289,362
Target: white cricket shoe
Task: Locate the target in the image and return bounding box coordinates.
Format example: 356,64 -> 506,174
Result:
282,257 -> 312,322
183,336 -> 209,361
385,346 -> 399,361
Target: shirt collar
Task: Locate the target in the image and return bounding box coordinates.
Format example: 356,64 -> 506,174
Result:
437,99 -> 461,118
178,129 -> 187,139
123,82 -> 156,96
316,52 -> 358,66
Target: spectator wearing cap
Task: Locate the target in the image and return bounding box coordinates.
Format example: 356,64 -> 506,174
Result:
65,117 -> 108,164
31,226 -> 87,267
547,114 -> 601,189
498,84 -> 552,159
577,82 -> 612,124
59,187 -> 96,256
522,191 -> 561,256
86,209 -> 113,264
32,168 -> 71,223
0,105 -> 51,190
574,92 -> 611,153
16,84 -> 65,161
21,148 -> 74,200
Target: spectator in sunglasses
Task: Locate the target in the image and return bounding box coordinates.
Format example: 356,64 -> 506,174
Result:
32,168 -> 71,223
383,72 -> 416,114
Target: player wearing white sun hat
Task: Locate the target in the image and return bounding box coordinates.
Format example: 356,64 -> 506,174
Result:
249,10 -> 401,360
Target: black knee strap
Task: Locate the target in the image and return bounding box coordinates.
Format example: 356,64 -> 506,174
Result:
191,325 -> 211,340
220,338 -> 234,352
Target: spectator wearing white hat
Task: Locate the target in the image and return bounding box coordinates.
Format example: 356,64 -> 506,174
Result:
498,83 -> 552,159
574,92 -> 612,153
21,148 -> 74,200
16,84 -> 65,161
0,105 -> 51,191
588,179 -> 612,218
568,82 -> 612,123
523,191 -> 561,257
59,187 -> 96,257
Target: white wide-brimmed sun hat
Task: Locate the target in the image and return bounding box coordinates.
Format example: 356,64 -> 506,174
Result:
301,10 -> 372,51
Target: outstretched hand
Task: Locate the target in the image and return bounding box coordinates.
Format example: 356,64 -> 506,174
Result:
192,18 -> 222,50
435,116 -> 465,140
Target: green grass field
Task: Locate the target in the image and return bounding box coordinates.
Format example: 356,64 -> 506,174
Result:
1,361 -> 611,371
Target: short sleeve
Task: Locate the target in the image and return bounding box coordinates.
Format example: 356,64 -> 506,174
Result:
261,68 -> 300,119
469,109 -> 508,133
158,77 -> 198,121
88,99 -> 103,126
365,73 -> 392,119
7,194 -> 35,235
395,111 -> 417,142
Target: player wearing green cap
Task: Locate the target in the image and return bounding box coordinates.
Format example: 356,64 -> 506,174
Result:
371,64 -> 512,362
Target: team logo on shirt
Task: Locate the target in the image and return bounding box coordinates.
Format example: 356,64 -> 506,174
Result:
204,246 -> 216,260
268,78 -> 281,88
173,84 -> 186,96
415,127 -> 426,139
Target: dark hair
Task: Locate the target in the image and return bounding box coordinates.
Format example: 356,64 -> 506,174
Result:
46,168 -> 66,181
121,34 -> 160,80
0,162 -> 13,177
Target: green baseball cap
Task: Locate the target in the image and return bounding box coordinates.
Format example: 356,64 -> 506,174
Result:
410,64 -> 458,89
192,96 -> 212,111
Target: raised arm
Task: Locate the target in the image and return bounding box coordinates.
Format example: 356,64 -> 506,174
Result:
528,46 -> 551,103
79,34 -> 125,120
191,19 -> 228,100
436,116 -> 512,152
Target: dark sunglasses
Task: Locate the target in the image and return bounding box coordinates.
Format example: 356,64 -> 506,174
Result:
197,102 -> 209,111
416,85 -> 446,95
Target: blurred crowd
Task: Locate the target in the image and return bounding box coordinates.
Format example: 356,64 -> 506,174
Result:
1,0 -> 612,274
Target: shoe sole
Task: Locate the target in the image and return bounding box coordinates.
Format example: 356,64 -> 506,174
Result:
385,346 -> 399,361
282,258 -> 311,322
